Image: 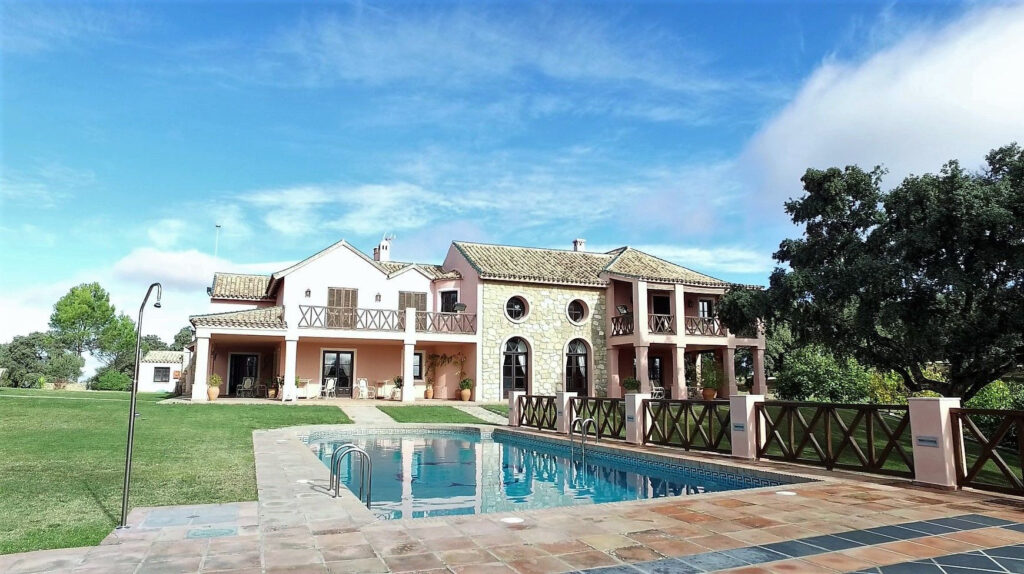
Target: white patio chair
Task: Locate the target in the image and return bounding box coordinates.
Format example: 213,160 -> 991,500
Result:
323,377 -> 337,399
238,377 -> 256,398
651,384 -> 665,400
355,378 -> 369,399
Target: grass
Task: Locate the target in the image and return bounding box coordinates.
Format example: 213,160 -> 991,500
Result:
377,405 -> 488,424
481,404 -> 509,418
0,388 -> 351,555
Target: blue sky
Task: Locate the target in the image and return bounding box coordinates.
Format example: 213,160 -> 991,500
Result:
2,0 -> 1023,345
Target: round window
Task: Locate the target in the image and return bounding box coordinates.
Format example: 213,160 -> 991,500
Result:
505,296 -> 528,320
567,300 -> 587,323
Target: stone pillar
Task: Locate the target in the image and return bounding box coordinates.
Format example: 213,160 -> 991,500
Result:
556,391 -> 577,434
625,393 -> 651,445
671,345 -> 686,400
607,347 -> 621,398
401,343 -> 416,403
508,390 -> 526,426
635,345 -> 651,393
281,337 -> 298,402
730,394 -> 765,459
191,336 -> 210,402
720,346 -> 737,397
752,347 -> 767,395
909,397 -> 962,489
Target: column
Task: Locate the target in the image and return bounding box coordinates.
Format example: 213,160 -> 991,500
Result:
190,336 -> 210,402
720,346 -> 737,397
625,392 -> 651,445
635,345 -> 651,393
401,343 -> 416,403
752,347 -> 767,395
632,280 -> 649,341
607,347 -> 621,398
730,394 -> 765,459
508,390 -> 526,426
908,397 -> 962,489
673,284 -> 686,338
281,337 -> 298,402
555,391 -> 577,434
671,345 -> 686,400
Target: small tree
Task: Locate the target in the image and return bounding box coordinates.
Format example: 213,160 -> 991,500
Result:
170,326 -> 193,351
49,282 -> 116,356
773,346 -> 870,403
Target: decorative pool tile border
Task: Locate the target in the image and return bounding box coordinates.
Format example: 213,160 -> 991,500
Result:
302,425 -> 489,444
494,427 -> 810,488
577,514 -> 1022,573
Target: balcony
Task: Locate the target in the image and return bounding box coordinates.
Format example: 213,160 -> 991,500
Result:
298,306 -> 404,331
685,316 -> 726,337
611,313 -> 634,336
416,311 -> 476,334
647,313 -> 675,334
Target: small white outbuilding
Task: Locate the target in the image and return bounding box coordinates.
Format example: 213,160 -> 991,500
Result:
138,350 -> 185,393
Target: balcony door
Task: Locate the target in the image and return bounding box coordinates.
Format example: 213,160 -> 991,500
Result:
322,350 -> 354,397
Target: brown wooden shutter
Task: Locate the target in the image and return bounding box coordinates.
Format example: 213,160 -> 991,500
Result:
328,288 -> 358,308
398,291 -> 426,310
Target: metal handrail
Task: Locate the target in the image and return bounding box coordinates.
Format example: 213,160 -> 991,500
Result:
570,417 -> 597,459
329,444 -> 372,509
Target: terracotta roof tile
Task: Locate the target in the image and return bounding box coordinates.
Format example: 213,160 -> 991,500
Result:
603,248 -> 729,286
141,350 -> 184,364
190,306 -> 286,329
210,273 -> 273,300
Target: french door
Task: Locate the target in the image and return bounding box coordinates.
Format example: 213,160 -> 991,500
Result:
322,351 -> 354,397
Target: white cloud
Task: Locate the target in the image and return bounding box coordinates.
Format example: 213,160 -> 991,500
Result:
0,163 -> 95,207
1,3 -> 148,54
630,245 -> 775,276
147,218 -> 188,248
742,4 -> 1024,211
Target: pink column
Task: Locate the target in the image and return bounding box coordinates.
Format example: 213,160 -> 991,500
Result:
720,346 -> 737,397
671,345 -> 686,400
508,390 -> 526,426
752,347 -> 767,395
730,394 -> 765,459
556,391 -> 577,434
635,345 -> 651,393
909,397 -> 962,489
607,347 -> 621,398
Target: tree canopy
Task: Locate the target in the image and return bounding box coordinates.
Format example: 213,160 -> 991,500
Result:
722,143 -> 1024,400
48,283 -> 116,356
0,332 -> 84,388
170,326 -> 193,351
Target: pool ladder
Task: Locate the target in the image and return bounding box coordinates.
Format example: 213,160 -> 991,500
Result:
329,444 -> 372,509
569,417 -> 597,460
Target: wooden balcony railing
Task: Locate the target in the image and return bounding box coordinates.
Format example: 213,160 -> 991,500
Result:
611,313 -> 634,336
416,311 -> 477,334
647,314 -> 675,334
684,316 -> 726,337
298,306 -> 404,331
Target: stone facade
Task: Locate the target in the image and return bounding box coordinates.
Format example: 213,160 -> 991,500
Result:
480,281 -> 607,400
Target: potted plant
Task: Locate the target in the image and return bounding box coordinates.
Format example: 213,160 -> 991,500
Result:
392,375 -> 403,400
700,364 -> 723,400
622,377 -> 641,393
425,353 -> 453,401
207,374 -> 223,401
458,378 -> 473,401
267,377 -> 279,399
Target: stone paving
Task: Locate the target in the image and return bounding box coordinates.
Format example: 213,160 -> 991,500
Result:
2,424 -> 1024,574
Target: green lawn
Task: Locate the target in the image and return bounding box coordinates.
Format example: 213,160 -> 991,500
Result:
481,404 -> 509,418
0,388 -> 351,555
377,405 -> 488,424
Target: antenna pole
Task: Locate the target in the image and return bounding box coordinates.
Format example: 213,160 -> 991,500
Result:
214,224 -> 222,259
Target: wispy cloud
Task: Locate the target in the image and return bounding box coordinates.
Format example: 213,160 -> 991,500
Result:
0,163 -> 96,207
1,3 -> 147,54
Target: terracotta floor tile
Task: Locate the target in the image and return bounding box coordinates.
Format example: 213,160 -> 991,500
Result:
727,528 -> 786,545
720,567 -> 775,574
535,539 -> 592,555
428,536 -> 478,551
910,535 -> 984,553
609,544 -> 662,563
802,551 -> 873,571
625,529 -> 677,544
644,538 -> 706,558
324,557 -> 388,573
689,533 -> 745,551
450,563 -> 518,574
486,544 -> 548,562
712,499 -> 756,508
507,555 -> 575,574
557,550 -> 619,569
382,552 -> 445,573
577,533 -> 636,551
840,546 -> 913,566
735,516 -> 784,529
766,559 -> 836,573
875,540 -> 947,559
440,548 -> 497,566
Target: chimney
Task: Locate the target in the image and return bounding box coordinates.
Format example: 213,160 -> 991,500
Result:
573,238 -> 586,252
374,234 -> 393,262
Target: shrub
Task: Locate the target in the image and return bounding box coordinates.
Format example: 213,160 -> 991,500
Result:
459,378 -> 473,390
774,346 -> 870,403
622,377 -> 640,392
868,370 -> 908,404
94,370 -> 132,391
392,375 -> 403,388
965,380 -> 1024,444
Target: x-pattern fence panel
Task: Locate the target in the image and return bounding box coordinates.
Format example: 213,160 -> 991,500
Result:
416,311 -> 477,334
684,317 -> 726,336
570,397 -> 626,440
298,306 -> 404,331
643,400 -> 731,453
755,401 -> 914,478
518,395 -> 557,431
951,408 -> 1024,496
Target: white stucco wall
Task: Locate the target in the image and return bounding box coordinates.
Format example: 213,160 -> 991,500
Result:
137,361 -> 182,393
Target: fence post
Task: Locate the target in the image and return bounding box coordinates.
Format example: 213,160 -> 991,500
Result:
625,393 -> 651,444
908,397 -> 961,490
556,392 -> 577,434
508,391 -> 526,427
731,395 -> 764,459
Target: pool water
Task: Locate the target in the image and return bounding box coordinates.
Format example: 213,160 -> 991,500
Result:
307,430 -> 786,520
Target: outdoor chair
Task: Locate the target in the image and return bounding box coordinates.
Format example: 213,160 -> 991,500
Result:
651,384 -> 665,400
323,378 -> 337,399
355,378 -> 369,399
238,377 -> 256,398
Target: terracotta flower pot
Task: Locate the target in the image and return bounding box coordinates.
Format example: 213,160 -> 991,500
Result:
701,388 -> 718,400
460,388 -> 472,401
425,386 -> 434,399
208,385 -> 221,401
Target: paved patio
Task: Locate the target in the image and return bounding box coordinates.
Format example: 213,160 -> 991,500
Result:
2,424 -> 1023,573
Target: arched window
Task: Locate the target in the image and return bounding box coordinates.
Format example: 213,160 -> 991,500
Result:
502,337 -> 529,398
565,339 -> 588,394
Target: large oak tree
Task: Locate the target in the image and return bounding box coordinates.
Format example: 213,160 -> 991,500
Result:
721,143 -> 1024,401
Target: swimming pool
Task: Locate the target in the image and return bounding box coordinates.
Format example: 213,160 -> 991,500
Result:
306,429 -> 794,520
